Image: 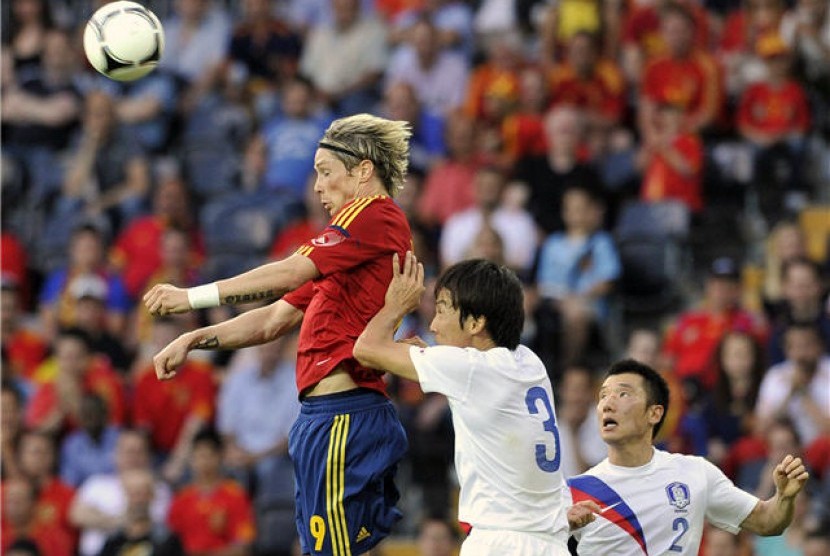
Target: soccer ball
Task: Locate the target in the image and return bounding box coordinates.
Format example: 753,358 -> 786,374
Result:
83,1 -> 164,82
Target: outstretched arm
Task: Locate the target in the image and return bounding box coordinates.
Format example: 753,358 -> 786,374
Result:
740,454 -> 809,536
353,252 -> 424,382
144,253 -> 319,315
154,299 -> 303,380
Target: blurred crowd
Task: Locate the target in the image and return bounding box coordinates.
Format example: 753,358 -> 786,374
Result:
2,0 -> 830,555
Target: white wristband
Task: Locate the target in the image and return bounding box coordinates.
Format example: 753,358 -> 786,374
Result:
187,283 -> 220,309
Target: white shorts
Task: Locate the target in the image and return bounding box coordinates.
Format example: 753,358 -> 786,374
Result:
460,528 -> 569,556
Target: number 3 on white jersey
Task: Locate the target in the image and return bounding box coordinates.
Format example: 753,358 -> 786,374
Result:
525,386 -> 561,472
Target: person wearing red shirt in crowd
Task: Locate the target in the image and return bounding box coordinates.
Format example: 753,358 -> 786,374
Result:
464,32 -> 522,124
418,112 -> 484,229
737,33 -> 811,196
168,428 -> 255,556
500,67 -> 549,169
639,3 -> 722,141
133,316 -> 217,484
144,114 -> 412,556
25,328 -> 127,434
1,279 -> 48,387
1,477 -> 73,556
638,101 -> 704,213
17,432 -> 76,547
621,0 -> 711,84
662,257 -> 768,389
1,231 -> 28,305
1,381 -> 25,481
110,175 -> 204,300
549,31 -> 625,127
720,0 -> 786,94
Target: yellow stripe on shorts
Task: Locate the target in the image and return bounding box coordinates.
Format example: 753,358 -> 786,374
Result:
326,414 -> 352,556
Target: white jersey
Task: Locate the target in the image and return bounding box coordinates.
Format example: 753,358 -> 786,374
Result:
410,344 -> 570,543
569,449 -> 759,556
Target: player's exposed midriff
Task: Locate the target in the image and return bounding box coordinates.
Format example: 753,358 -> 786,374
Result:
304,365 -> 359,397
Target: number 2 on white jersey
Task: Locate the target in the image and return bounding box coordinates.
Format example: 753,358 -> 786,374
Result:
668,517 -> 689,552
525,386 -> 561,472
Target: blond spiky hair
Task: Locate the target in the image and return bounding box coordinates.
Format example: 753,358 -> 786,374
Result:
320,114 -> 412,197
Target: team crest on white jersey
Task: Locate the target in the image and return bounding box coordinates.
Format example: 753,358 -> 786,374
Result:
666,482 -> 690,509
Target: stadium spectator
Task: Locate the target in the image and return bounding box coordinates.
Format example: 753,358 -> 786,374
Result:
766,257 -> 830,365
111,176 -> 204,300
661,256 -> 767,389
60,90 -> 151,233
2,29 -> 81,199
391,0 -> 475,57
737,33 -> 811,206
380,81 -> 446,175
16,431 -> 76,546
38,224 -> 130,341
227,0 -> 302,98
384,16 -> 469,117
638,3 -> 722,141
704,332 -> 766,466
66,273 -> 132,372
514,105 -> 601,234
59,393 -> 119,488
299,0 -> 388,115
756,322 -> 830,446
548,31 -> 626,128
0,232 -> 28,300
702,524 -> 746,556
1,476 -> 73,556
538,0 -> 603,62
25,327 -> 127,434
499,67 -> 549,169
463,31 -> 522,127
3,0 -> 55,73
1,380 -> 25,480
533,183 -> 621,369
218,333 -> 300,500
440,167 -> 537,273
461,220 -> 506,265
417,112 -> 483,229
99,469 -> 184,556
90,64 -> 178,154
557,364 -> 606,478
2,278 -> 48,388
260,77 -> 330,200
762,220 -> 809,311
637,100 -> 704,213
780,0 -> 830,89
167,428 -> 256,556
720,0 -> 787,95
132,316 -> 217,483
160,0 -> 231,94
416,516 -> 459,556
70,428 -> 172,556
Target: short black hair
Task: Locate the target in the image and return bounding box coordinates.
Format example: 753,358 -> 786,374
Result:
192,426 -> 223,451
6,539 -> 42,556
606,359 -> 670,437
56,327 -> 94,352
434,259 -> 524,349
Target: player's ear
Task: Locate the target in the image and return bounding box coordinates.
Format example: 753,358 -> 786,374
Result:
358,159 -> 374,182
466,315 -> 487,335
647,404 -> 664,427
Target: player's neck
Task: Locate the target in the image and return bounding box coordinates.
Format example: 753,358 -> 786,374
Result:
607,440 -> 655,468
354,181 -> 387,199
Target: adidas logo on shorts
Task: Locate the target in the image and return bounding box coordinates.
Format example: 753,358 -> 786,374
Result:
356,526 -> 371,542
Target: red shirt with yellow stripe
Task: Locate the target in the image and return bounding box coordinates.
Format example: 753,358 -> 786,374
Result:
168,480 -> 255,553
282,195 -> 412,397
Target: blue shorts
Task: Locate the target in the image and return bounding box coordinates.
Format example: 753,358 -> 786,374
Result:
288,389 -> 408,555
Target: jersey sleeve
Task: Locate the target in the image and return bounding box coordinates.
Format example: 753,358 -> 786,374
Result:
282,280 -> 315,311
409,345 -> 475,402
296,198 -> 404,276
701,458 -> 759,533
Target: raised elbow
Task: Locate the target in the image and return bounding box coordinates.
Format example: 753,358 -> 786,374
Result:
352,335 -> 376,368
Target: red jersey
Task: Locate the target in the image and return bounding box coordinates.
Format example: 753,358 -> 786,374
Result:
464,64 -> 521,121
111,216 -> 204,298
641,133 -> 704,212
501,112 -> 547,163
737,81 -> 811,137
25,358 -> 127,429
662,308 -> 766,388
622,4 -> 710,59
642,52 -> 722,125
1,520 -> 73,556
133,360 -> 217,452
35,478 -> 76,544
3,329 -> 48,382
168,480 -> 255,553
549,60 -> 625,123
283,195 -> 412,396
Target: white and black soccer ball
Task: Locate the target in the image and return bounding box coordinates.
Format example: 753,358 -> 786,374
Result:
83,1 -> 164,82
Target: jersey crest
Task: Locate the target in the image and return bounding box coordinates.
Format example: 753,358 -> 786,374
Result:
665,481 -> 691,510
